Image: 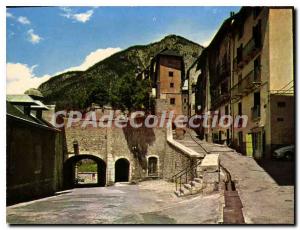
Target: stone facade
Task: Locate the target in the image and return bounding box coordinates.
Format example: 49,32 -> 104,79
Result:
64,119 -> 192,186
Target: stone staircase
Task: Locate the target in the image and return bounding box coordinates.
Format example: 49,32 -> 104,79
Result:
171,129 -> 222,197
174,176 -> 204,197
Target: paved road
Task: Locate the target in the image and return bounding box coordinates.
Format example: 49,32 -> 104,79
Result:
220,152 -> 294,224
7,180 -> 220,224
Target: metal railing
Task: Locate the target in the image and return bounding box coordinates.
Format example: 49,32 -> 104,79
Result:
233,37 -> 261,71
172,129 -> 209,192
231,69 -> 261,99
243,37 -> 260,60
212,93 -> 230,108
173,158 -> 202,192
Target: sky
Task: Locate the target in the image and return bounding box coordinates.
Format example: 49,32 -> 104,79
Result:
6,6 -> 241,94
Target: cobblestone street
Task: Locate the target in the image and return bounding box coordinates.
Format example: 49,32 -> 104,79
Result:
7,180 -> 220,224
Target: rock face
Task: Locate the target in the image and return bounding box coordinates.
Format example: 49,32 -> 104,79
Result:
38,35 -> 203,110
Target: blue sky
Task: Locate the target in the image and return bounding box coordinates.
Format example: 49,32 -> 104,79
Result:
6,6 -> 240,93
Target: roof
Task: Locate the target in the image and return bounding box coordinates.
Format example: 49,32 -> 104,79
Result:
24,88 -> 44,98
7,100 -> 59,132
158,49 -> 182,57
6,102 -> 37,123
6,95 -> 39,105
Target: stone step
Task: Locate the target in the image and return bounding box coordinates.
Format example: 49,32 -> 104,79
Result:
174,190 -> 181,197
191,180 -> 202,187
179,187 -> 192,196
183,183 -> 192,190
194,177 -> 203,183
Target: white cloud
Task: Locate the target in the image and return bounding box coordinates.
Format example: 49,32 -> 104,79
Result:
72,10 -> 94,23
27,29 -> 42,44
6,47 -> 121,94
6,11 -> 14,18
60,7 -> 94,23
6,63 -> 51,94
58,47 -> 121,73
18,16 -> 31,25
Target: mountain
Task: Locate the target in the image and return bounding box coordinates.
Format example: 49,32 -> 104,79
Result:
38,34 -> 204,110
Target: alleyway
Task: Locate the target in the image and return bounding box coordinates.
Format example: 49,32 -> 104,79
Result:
7,180 -> 220,224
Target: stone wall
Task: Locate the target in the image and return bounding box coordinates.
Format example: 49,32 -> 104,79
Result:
64,120 -> 191,186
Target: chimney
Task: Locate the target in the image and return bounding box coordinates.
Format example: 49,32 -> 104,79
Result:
230,11 -> 235,17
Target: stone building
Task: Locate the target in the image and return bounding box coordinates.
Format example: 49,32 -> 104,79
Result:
186,58 -> 201,117
60,110 -> 195,187
6,93 -> 64,205
149,49 -> 185,116
193,6 -> 294,159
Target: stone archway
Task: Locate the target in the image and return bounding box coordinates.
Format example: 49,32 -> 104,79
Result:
115,158 -> 130,182
64,154 -> 106,189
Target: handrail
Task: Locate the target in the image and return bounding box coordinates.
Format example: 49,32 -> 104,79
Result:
173,129 -> 210,192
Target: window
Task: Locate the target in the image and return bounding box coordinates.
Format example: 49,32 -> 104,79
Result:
238,102 -> 242,116
184,98 -> 187,103
254,92 -> 260,107
253,20 -> 262,47
170,83 -> 174,88
277,117 -> 284,122
169,71 -> 174,77
277,102 -> 286,108
254,56 -> 261,81
170,98 -> 175,105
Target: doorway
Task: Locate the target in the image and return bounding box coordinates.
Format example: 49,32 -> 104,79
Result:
115,158 -> 130,182
148,157 -> 158,177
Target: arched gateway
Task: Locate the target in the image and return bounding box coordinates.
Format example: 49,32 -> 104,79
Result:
64,154 -> 106,188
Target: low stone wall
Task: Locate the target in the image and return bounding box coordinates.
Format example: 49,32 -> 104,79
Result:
200,154 -> 220,194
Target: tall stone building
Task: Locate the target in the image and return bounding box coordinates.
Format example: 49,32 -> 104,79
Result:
150,49 -> 185,116
192,6 -> 294,159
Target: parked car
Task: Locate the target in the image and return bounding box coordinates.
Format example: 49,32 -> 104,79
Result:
273,145 -> 295,160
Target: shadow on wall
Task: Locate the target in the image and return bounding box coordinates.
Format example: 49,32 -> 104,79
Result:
122,117 -> 156,169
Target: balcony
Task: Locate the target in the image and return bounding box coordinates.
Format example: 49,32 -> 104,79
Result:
211,62 -> 230,87
220,61 -> 230,78
212,92 -> 230,109
233,37 -> 261,71
251,105 -> 261,120
231,69 -> 261,100
243,37 -> 261,62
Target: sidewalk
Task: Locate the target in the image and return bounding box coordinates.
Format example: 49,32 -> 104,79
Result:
219,151 -> 294,224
